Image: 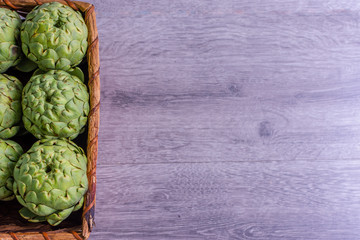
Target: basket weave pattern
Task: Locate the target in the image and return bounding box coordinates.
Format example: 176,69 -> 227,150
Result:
0,0 -> 100,239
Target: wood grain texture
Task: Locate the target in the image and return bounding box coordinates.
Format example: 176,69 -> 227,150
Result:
95,0 -> 360,164
90,162 -> 360,239
84,0 -> 360,239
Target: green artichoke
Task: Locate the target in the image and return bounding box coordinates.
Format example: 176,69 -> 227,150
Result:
0,8 -> 22,73
0,139 -> 23,201
13,139 -> 88,226
21,2 -> 88,71
0,74 -> 23,139
22,70 -> 89,140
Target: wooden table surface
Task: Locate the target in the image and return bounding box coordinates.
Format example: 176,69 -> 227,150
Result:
88,1 -> 360,239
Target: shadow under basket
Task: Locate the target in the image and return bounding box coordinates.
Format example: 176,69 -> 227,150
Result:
0,0 -> 100,239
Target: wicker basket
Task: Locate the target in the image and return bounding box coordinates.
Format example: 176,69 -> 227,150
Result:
0,0 -> 100,239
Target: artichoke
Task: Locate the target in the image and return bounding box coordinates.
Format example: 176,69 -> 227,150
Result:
13,139 -> 88,226
0,74 -> 23,139
0,139 -> 23,201
21,2 -> 88,71
22,70 -> 89,140
0,8 -> 22,73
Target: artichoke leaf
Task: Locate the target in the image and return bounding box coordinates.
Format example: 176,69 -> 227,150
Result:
67,67 -> 84,82
16,57 -> 38,72
19,207 -> 46,222
46,206 -> 74,226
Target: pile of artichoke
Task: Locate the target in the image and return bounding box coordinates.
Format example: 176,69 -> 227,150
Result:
0,2 -> 89,226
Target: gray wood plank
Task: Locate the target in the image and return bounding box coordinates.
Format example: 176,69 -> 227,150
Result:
94,0 -> 360,164
99,95 -> 360,164
90,161 -> 360,239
